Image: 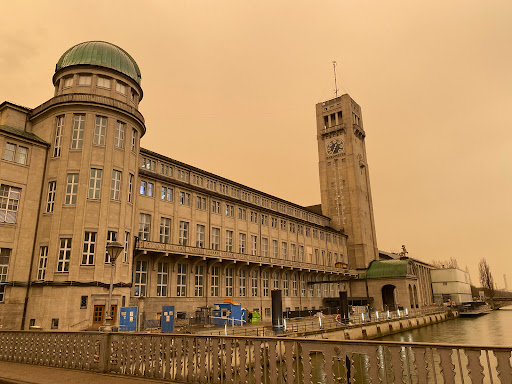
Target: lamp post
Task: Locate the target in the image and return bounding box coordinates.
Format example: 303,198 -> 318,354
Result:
104,241 -> 124,331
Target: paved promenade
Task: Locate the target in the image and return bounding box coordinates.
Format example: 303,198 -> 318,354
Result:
0,361 -> 176,384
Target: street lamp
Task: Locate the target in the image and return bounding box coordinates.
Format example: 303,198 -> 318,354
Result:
104,241 -> 124,331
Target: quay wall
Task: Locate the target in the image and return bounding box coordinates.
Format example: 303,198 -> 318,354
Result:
302,311 -> 458,341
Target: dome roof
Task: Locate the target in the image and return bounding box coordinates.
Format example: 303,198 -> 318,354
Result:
55,41 -> 141,85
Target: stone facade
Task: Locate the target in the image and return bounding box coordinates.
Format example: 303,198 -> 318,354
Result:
0,41 -> 433,331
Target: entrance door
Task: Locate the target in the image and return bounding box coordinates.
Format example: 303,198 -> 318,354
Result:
93,305 -> 105,328
382,285 -> 397,311
92,305 -> 117,329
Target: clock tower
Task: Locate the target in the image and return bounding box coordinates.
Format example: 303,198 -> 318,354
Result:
316,94 -> 378,270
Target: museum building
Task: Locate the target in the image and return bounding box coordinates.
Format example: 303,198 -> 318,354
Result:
0,41 -> 432,330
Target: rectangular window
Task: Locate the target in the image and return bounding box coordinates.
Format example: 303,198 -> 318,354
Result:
261,214 -> 268,226
179,192 -> 190,205
299,246 -> 305,262
271,217 -> 277,228
57,238 -> 72,272
282,242 -> 288,260
46,181 -> 56,213
225,204 -> 234,217
111,170 -> 121,200
225,230 -> 233,252
78,74 -> 92,85
134,260 -> 147,297
280,220 -> 286,230
177,263 -> 187,297
211,266 -> 219,297
140,180 -> 146,195
157,262 -> 168,297
282,273 -> 289,297
88,168 -> 102,199
211,200 -> 220,214
250,211 -> 257,223
105,231 -> 117,263
124,231 -> 130,263
54,116 -> 64,157
0,184 -> 21,224
273,272 -> 279,290
128,174 -> 134,203
272,240 -> 278,258
291,244 -> 296,261
160,217 -> 171,243
194,265 -> 204,297
15,146 -> 28,165
116,81 -> 127,95
64,173 -> 79,205
139,213 -> 151,241
131,128 -> 137,152
97,76 -> 111,89
262,238 -> 268,258
0,249 -> 11,301
225,267 -> 233,296
178,221 -> 189,245
147,182 -> 153,197
71,114 -> 85,149
315,249 -> 319,264
196,224 -> 205,248
251,270 -> 258,297
239,269 -> 246,297
115,121 -> 125,148
251,235 -> 257,255
63,75 -> 73,88
263,271 -> 269,297
196,196 -> 206,210
238,208 -> 246,220
161,186 -> 173,202
37,246 -> 48,280
211,227 -> 220,250
94,116 -> 107,145
82,231 -> 96,265
3,143 -> 15,162
238,233 -> 246,254
300,275 -> 306,297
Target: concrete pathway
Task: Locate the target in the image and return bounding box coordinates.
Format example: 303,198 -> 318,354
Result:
0,361 -> 180,384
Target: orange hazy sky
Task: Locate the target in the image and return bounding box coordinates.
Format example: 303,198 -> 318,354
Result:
1,1 -> 511,287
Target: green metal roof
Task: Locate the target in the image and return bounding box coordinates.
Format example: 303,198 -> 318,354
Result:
0,125 -> 49,146
360,260 -> 410,279
55,41 -> 141,85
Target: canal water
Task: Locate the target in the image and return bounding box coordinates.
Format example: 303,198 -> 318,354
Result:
378,306 -> 512,345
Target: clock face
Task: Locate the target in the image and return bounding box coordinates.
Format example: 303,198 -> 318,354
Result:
326,139 -> 343,155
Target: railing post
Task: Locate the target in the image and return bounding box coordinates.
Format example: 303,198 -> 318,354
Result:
98,332 -> 112,373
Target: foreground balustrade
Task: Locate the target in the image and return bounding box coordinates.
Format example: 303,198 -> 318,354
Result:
0,331 -> 511,383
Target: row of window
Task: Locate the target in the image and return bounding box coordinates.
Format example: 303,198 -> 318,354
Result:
3,142 -> 28,165
46,170 -> 135,212
60,73 -> 138,103
138,214 -> 343,265
140,155 -> 329,226
139,181 -> 341,244
134,260 -> 340,299
36,231 -> 130,277
53,115 -> 137,157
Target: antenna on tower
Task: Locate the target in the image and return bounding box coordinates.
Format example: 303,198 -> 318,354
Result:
332,61 -> 339,98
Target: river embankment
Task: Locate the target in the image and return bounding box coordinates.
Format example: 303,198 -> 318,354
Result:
285,310 -> 458,341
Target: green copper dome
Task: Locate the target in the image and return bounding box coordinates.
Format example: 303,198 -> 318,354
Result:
55,41 -> 141,84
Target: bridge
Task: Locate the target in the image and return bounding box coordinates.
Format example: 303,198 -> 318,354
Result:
0,330 -> 511,383
491,297 -> 512,309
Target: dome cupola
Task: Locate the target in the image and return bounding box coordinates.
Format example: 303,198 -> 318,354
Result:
55,41 -> 141,85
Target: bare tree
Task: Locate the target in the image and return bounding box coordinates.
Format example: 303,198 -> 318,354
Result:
478,258 -> 495,298
465,265 -> 472,285
430,257 -> 459,269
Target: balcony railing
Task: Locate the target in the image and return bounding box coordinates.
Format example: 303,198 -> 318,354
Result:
137,240 -> 357,276
0,330 -> 510,383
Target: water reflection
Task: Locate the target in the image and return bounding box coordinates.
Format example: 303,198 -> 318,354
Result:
378,306 -> 512,345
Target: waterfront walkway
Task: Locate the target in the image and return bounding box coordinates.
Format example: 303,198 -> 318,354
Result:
0,361 -> 177,384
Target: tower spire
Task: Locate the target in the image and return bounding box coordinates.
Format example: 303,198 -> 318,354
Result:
333,61 -> 339,98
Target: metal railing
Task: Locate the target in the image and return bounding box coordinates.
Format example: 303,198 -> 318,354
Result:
0,330 -> 509,383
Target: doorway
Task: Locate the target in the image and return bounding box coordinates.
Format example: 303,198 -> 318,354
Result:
92,305 -> 117,329
382,285 -> 396,311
